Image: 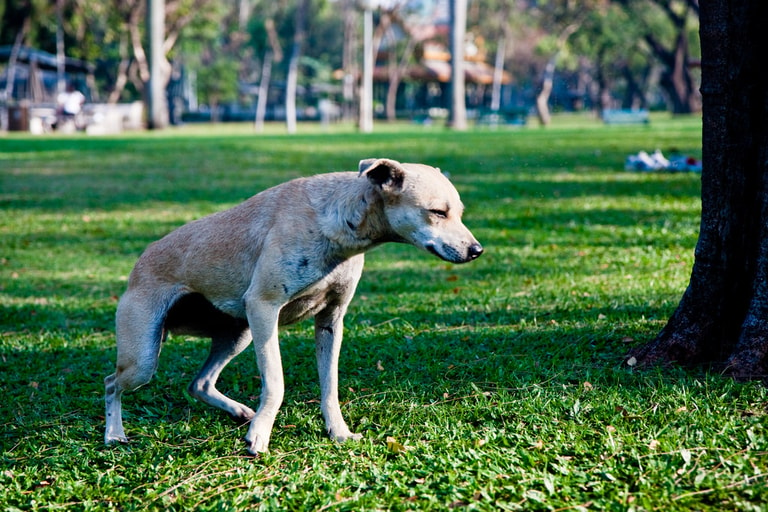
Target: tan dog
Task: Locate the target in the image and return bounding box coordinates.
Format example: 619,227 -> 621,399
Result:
104,158 -> 482,454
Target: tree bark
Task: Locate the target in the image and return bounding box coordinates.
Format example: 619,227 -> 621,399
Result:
629,0 -> 768,380
146,0 -> 168,129
447,0 -> 467,131
254,50 -> 273,132
385,35 -> 415,122
3,17 -> 29,102
285,0 -> 308,135
535,23 -> 579,127
254,18 -> 282,133
535,56 -> 555,126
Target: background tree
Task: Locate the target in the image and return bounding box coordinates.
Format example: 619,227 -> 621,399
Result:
181,0 -> 247,122
1,0 -> 704,124
373,5 -> 417,122
629,0 -> 768,379
615,0 -> 700,113
285,0 -> 309,134
250,16 -> 283,131
447,0 -> 467,130
570,3 -> 651,112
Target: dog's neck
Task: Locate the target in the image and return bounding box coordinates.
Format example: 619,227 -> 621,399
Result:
316,178 -> 400,255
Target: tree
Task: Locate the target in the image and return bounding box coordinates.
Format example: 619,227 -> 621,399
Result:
615,0 -> 700,114
628,0 -> 768,380
146,0 -> 166,129
102,0 -> 218,110
285,0 -> 308,134
447,0 -> 467,130
569,3 -> 651,111
252,17 -> 282,132
534,21 -> 579,126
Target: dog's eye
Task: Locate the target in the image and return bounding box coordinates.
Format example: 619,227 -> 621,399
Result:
429,209 -> 448,219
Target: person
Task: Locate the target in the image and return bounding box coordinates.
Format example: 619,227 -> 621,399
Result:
55,83 -> 86,131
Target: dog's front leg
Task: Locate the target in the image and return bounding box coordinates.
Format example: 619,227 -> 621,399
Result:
315,307 -> 362,444
243,300 -> 283,454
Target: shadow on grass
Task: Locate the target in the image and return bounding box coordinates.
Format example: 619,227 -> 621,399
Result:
0,316 -> 655,440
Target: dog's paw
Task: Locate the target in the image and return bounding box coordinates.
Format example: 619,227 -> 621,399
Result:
244,434 -> 270,455
330,429 -> 363,444
231,405 -> 256,422
104,433 -> 129,445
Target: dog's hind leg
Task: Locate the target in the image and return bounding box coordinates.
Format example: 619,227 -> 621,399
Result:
315,305 -> 362,444
188,328 -> 256,421
105,289 -> 170,444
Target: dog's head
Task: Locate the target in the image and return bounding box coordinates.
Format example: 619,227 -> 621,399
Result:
359,158 -> 483,264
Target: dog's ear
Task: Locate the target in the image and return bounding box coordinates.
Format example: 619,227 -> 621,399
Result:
359,158 -> 405,191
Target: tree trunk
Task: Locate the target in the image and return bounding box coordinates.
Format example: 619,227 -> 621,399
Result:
146,0 -> 168,129
285,0 -> 308,135
341,0 -> 358,122
385,37 -> 415,122
647,31 -> 701,114
621,65 -> 647,110
107,37 -> 131,104
535,23 -> 579,127
628,0 -> 768,380
448,0 -> 467,131
535,57 -> 555,126
490,35 -> 506,113
255,19 -> 282,133
630,0 -> 701,114
3,18 -> 29,101
254,50 -> 273,132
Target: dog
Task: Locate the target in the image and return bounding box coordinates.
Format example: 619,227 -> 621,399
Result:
104,158 -> 483,454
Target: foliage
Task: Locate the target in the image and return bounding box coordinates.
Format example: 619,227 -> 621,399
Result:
195,57 -> 240,111
1,0 -> 702,116
2,116 -> 767,510
247,0 -> 344,88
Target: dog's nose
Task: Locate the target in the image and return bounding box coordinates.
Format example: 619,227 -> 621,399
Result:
467,243 -> 483,260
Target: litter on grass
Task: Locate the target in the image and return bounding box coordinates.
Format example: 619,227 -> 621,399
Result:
625,149 -> 701,172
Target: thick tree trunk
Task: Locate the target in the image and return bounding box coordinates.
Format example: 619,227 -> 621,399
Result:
629,0 -> 768,380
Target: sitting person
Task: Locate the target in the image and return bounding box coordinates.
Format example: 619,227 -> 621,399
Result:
55,83 -> 86,130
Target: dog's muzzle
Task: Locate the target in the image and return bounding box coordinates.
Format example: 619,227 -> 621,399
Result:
426,242 -> 483,263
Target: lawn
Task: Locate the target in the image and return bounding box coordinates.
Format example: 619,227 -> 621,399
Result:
1,115 -> 767,510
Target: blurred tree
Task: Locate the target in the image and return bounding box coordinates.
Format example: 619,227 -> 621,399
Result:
196,57 -> 239,121
615,0 -> 700,113
448,0 -> 467,130
375,5 -> 417,122
0,0 -> 703,122
285,0 -> 309,133
98,0 -> 221,115
250,16 -> 283,131
180,0 -> 250,121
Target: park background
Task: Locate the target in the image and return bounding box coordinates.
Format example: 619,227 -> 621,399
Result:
1,0 -> 700,132
3,1 -> 768,510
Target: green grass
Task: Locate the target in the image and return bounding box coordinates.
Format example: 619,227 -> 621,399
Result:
2,115 -> 767,510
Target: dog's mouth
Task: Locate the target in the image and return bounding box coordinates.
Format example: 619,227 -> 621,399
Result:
424,243 -> 483,264
425,244 -> 442,259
